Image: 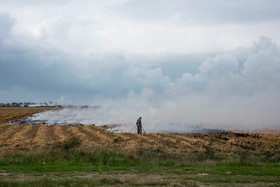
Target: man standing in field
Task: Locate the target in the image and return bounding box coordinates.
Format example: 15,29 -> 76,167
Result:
136,117 -> 142,134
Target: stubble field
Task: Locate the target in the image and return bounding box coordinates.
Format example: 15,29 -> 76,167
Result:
0,107 -> 280,186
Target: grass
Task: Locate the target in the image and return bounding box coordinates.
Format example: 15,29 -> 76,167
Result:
1,161 -> 279,186
52,136 -> 82,151
0,152 -> 279,186
1,136 -> 280,186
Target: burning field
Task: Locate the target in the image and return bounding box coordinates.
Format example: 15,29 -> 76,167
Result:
1,107 -> 280,186
0,107 -> 279,159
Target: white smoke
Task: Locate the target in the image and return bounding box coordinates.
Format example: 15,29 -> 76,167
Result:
30,37 -> 280,132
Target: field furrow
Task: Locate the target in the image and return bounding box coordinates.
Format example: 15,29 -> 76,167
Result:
57,125 -> 72,137
31,124 -> 51,150
87,126 -> 112,143
24,124 -> 40,140
144,133 -> 162,145
74,126 -> 100,149
76,125 -> 103,142
0,124 -> 24,141
0,125 -> 34,152
51,125 -> 68,143
45,125 -> 56,143
5,125 -> 32,143
164,134 -> 196,151
0,124 -> 13,136
177,134 -> 208,148
67,125 -> 86,138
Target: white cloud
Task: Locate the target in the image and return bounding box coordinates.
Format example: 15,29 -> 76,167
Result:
0,0 -> 280,54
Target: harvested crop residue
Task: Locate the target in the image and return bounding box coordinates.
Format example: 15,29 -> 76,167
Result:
0,107 -> 280,159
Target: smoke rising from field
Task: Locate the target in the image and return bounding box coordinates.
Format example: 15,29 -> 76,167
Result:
30,37 -> 280,132
31,90 -> 280,132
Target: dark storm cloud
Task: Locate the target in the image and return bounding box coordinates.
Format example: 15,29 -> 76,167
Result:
1,33 -> 280,102
0,46 -> 88,94
0,12 -> 91,97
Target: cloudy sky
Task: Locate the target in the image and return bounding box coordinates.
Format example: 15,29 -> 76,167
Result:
1,0 -> 280,130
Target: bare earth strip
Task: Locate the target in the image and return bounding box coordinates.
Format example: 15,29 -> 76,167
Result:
0,171 -> 278,187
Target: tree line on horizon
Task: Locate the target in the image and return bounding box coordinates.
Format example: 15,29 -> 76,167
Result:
0,102 -> 62,107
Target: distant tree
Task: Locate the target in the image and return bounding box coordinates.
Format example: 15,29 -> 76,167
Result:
12,102 -> 20,107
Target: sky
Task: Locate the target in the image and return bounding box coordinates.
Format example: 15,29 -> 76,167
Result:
1,0 -> 280,130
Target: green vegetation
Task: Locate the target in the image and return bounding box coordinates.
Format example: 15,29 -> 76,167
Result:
52,136 -> 83,151
0,136 -> 279,186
